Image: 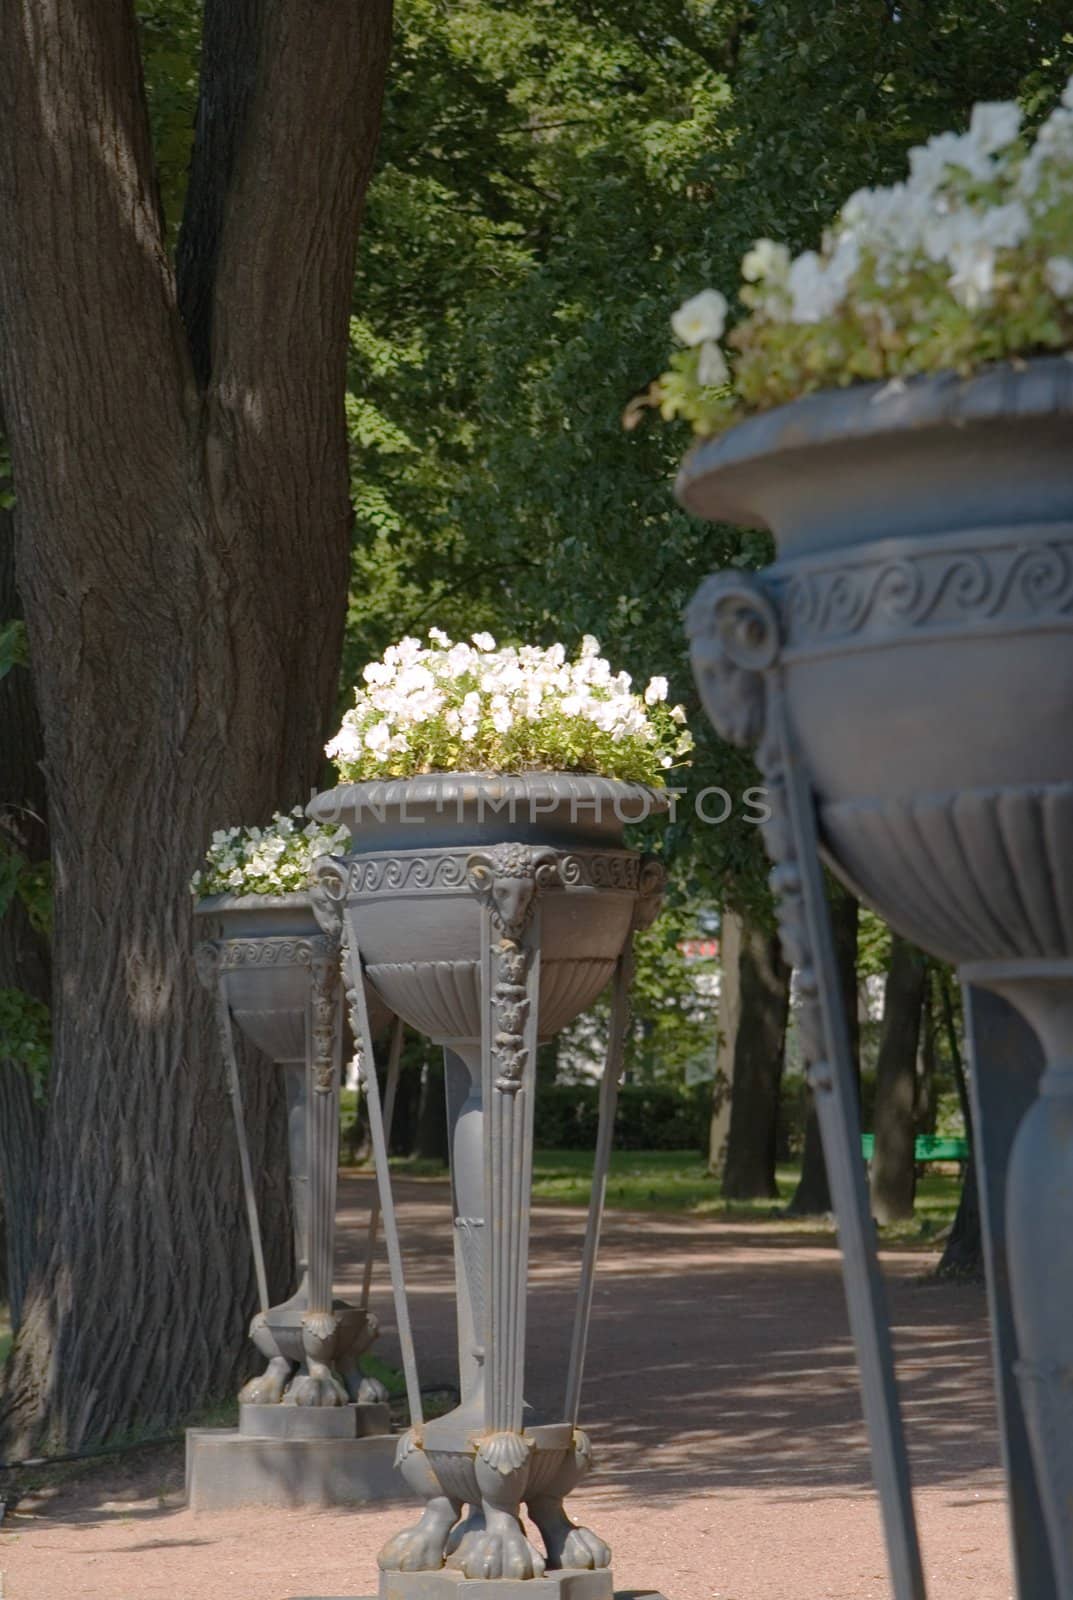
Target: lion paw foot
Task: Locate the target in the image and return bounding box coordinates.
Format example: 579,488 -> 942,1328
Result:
559,1525 -> 612,1570
378,1520 -> 454,1573
283,1371 -> 346,1407
239,1356 -> 292,1406
459,1525 -> 545,1581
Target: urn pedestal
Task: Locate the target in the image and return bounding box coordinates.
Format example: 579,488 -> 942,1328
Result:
679,357 -> 1073,1600
188,891 -> 394,1509
307,774 -> 667,1597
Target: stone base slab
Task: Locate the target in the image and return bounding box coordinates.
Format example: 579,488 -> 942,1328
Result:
186,1427 -> 407,1511
239,1400 -> 391,1439
292,1592 -> 667,1600
377,1569 -> 614,1600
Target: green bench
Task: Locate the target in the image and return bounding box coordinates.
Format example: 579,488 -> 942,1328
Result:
860,1133 -> 969,1166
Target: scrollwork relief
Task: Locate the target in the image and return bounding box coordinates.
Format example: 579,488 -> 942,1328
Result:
686,572 -> 828,1088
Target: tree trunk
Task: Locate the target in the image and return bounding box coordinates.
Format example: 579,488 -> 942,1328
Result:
936,1156 -> 983,1280
721,916 -> 791,1201
708,911 -> 741,1176
415,1053 -> 449,1165
0,496 -> 49,1335
915,984 -> 938,1134
787,886 -> 859,1216
870,937 -> 927,1225
0,0 -> 393,1452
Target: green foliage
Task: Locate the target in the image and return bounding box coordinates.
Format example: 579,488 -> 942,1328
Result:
135,0 -> 201,239
534,1081 -> 710,1152
0,987 -> 51,1102
347,0 -> 1073,934
0,619 -> 28,679
0,839 -> 52,936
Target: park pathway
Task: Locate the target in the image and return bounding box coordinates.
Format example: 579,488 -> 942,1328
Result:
2,1175 -> 1009,1600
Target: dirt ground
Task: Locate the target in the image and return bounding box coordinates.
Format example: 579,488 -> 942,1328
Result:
0,1176 -> 1010,1600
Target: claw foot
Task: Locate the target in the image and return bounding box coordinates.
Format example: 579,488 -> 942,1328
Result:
453,1512 -> 545,1580
559,1524 -> 612,1570
283,1361 -> 347,1407
378,1497 -> 462,1573
239,1355 -> 293,1406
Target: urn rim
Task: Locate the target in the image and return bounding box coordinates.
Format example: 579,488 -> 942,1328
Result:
675,353 -> 1073,530
306,769 -> 670,819
192,890 -> 313,917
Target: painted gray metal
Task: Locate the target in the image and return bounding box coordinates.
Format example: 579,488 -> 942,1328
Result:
308,774 -> 667,1593
681,356 -> 1073,1600
192,892 -> 386,1422
964,987 -> 1057,1600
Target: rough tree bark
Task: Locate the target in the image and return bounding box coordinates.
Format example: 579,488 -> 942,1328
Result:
787,886 -> 859,1216
870,937 -> 928,1225
0,497 -> 49,1334
0,0 -> 393,1451
707,911 -> 741,1176
721,915 -> 791,1201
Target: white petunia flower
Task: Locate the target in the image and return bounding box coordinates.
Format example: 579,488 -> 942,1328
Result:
741,239 -> 790,283
644,676 -> 669,704
968,100 -> 1021,156
1045,256 -> 1073,298
364,721 -> 392,754
788,251 -> 845,324
472,631 -> 496,652
672,289 -> 728,347
947,240 -> 996,308
697,341 -> 729,388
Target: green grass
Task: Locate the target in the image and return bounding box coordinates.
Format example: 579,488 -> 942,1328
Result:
377,1149 -> 962,1242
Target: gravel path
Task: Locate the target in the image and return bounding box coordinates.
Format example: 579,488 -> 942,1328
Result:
1,1175 -> 1010,1600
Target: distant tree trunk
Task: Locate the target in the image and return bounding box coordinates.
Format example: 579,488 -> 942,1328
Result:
415,1053 -> 449,1164
936,1155 -> 983,1280
915,987 -> 938,1134
787,887 -> 859,1216
0,496 -> 49,1334
708,911 -> 741,1176
870,937 -> 927,1225
721,916 -> 791,1201
0,0 -> 393,1452
536,1034 -> 560,1090
934,973 -> 981,1278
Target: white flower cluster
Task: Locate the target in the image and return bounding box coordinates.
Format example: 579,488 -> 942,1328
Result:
191,808 -> 351,899
326,630 -> 692,785
664,75 -> 1073,428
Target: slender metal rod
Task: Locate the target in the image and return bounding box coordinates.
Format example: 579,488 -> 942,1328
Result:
344,912 -> 424,1427
778,699 -> 926,1600
360,1013 -> 405,1310
215,974 -> 270,1317
564,941 -> 634,1427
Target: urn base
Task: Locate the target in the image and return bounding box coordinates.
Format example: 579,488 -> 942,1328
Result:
378,1568 -> 614,1600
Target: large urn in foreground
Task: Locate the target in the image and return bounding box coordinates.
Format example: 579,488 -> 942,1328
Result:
194,892 -> 391,1437
679,356 -> 1073,1600
308,773 -> 666,1596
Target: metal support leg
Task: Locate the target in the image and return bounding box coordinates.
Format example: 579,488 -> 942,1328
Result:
343,909 -> 424,1429
688,572 -> 925,1600
207,956 -> 270,1318
564,938 -> 634,1427
361,1013 -> 405,1313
